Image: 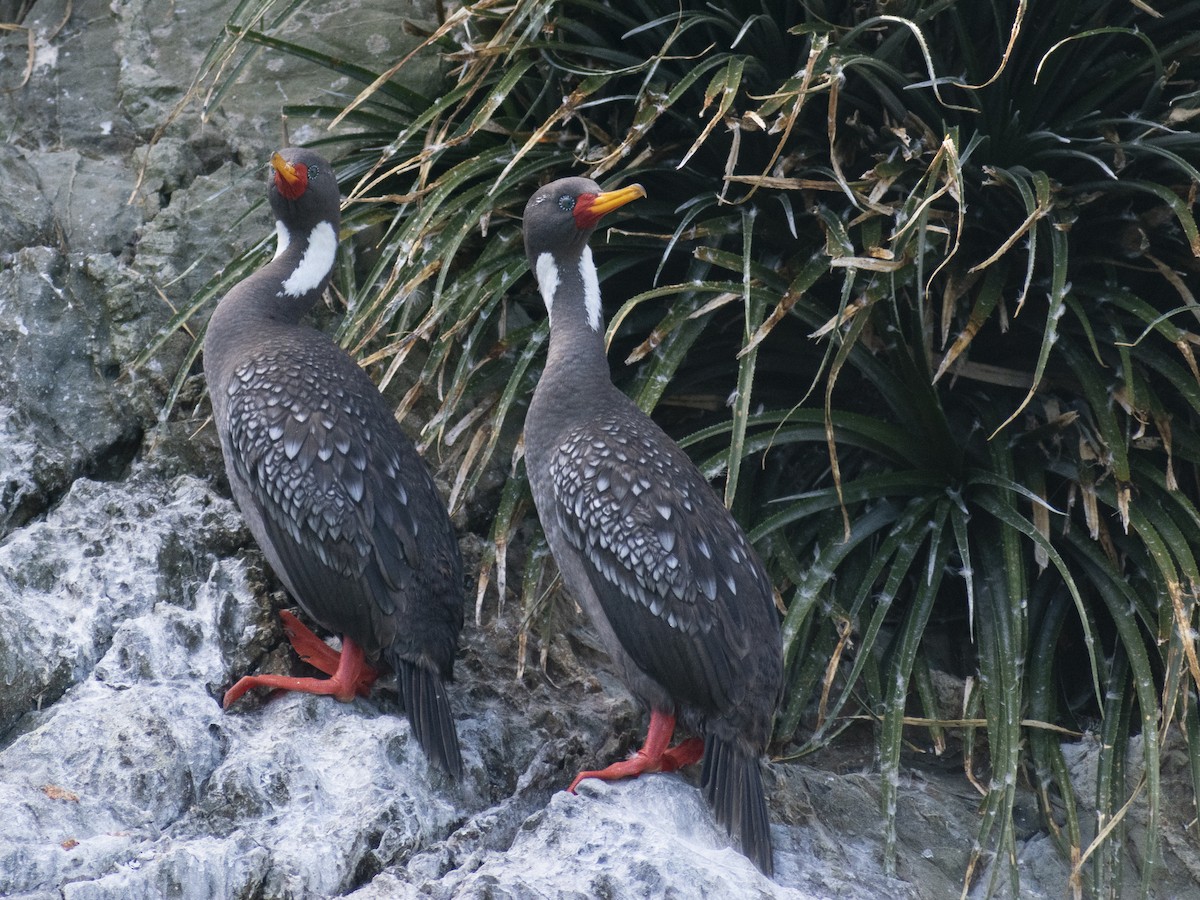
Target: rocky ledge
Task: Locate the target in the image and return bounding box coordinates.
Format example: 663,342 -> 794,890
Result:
0,453 -> 1054,900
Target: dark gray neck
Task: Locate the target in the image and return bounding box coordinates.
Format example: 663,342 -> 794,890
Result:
217,219 -> 338,329
538,245 -> 612,388
204,219 -> 339,393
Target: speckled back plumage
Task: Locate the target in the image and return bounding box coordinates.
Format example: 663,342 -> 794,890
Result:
204,148 -> 464,777
222,337 -> 461,669
545,407 -> 777,737
522,176 -> 782,874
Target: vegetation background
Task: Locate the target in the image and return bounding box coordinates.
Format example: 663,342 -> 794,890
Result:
144,1 -> 1200,896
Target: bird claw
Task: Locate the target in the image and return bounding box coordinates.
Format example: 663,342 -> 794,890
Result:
278,609 -> 377,696
568,736 -> 706,792
658,737 -> 704,772
222,671 -> 356,707
223,614 -> 376,707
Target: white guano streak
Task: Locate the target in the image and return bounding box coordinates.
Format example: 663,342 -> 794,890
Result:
281,221 -> 337,297
273,220 -> 291,259
580,246 -> 602,332
536,252 -> 559,324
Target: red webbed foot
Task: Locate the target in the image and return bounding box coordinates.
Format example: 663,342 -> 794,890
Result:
568,710 -> 704,793
659,736 -> 704,772
277,610 -> 377,696
223,613 -> 377,708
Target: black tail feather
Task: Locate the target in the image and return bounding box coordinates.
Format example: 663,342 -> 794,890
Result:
395,658 -> 463,780
701,733 -> 773,877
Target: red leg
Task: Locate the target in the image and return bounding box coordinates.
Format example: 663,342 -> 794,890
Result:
568,710 -> 706,793
278,610 -> 377,696
224,631 -> 372,708
659,737 -> 704,772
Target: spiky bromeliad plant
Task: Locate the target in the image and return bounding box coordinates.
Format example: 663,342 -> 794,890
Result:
144,0 -> 1200,895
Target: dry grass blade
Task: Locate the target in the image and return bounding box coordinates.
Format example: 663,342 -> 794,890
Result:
1,0 -> 71,92
678,55 -> 744,169
719,34 -> 833,204
0,22 -> 35,90
1073,774 -> 1148,878
329,2 -> 476,130
933,266 -> 1003,382
951,0 -> 1026,91
869,15 -> 977,113
724,174 -> 844,192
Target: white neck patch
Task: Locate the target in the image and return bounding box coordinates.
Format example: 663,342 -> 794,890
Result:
273,220 -> 291,259
580,245 -> 601,332
535,252 -> 559,323
281,221 -> 337,298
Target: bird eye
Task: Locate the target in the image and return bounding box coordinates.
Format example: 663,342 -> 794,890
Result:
557,194 -> 576,212
307,165 -> 320,177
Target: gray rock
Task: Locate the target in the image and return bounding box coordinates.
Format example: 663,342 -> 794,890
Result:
0,465 -> 242,737
0,451 -> 993,900
0,242 -> 139,535
354,777 -> 806,900
0,0 -> 450,539
24,149 -> 143,255
0,145 -> 55,249
0,463 -> 466,899
2,0 -> 131,152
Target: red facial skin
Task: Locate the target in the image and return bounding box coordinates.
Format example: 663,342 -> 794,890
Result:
272,154 -> 309,200
573,192 -> 601,230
